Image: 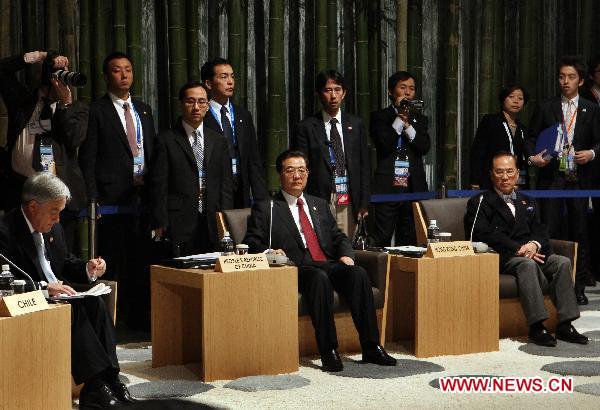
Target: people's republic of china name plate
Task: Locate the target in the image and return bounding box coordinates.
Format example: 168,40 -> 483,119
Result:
425,241 -> 475,258
215,254 -> 270,272
0,290 -> 49,317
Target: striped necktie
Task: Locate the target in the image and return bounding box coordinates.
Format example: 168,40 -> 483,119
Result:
192,130 -> 205,212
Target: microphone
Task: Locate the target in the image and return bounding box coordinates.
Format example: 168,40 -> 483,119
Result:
0,253 -> 39,290
470,195 -> 484,242
469,195 -> 489,253
268,199 -> 274,251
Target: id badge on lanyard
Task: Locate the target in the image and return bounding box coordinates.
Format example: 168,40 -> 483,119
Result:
131,106 -> 145,176
199,169 -> 207,200
231,158 -> 239,176
40,143 -> 56,175
133,150 -> 144,175
335,175 -> 350,205
393,158 -> 410,187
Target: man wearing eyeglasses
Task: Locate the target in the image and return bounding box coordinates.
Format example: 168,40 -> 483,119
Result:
465,151 -> 587,347
201,58 -> 268,208
150,81 -> 232,255
244,150 -> 396,372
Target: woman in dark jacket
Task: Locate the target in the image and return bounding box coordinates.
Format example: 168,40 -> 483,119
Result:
470,85 -> 530,189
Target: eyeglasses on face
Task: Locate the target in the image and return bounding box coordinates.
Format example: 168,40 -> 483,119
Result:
492,168 -> 517,177
282,166 -> 308,176
183,99 -> 209,107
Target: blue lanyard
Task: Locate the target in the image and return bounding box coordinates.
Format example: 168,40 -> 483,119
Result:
209,101 -> 237,144
131,103 -> 143,148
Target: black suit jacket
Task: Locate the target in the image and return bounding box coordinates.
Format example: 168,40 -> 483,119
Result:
0,53 -> 88,210
79,94 -> 156,205
0,208 -> 87,289
464,190 -> 552,271
370,106 -> 430,193
150,120 -> 233,246
203,103 -> 268,206
292,112 -> 370,214
244,191 -> 355,267
470,112 -> 529,189
526,96 -> 600,189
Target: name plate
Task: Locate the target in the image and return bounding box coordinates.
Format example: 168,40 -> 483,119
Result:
425,240 -> 475,258
0,291 -> 49,317
215,254 -> 270,272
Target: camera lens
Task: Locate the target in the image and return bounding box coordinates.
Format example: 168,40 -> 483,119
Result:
52,70 -> 87,87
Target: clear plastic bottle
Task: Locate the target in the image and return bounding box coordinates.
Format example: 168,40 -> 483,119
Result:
0,264 -> 15,298
220,231 -> 235,256
427,220 -> 440,244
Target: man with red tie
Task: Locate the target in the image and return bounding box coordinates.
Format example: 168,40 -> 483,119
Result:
244,150 -> 396,372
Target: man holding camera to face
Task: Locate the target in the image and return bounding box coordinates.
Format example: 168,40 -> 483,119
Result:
0,50 -> 88,251
370,71 -> 431,247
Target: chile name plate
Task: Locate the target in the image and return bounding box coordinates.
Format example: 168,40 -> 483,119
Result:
0,290 -> 49,317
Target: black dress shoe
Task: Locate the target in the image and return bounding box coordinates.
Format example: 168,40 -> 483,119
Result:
79,381 -> 123,409
109,377 -> 137,403
321,349 -> 343,372
362,345 -> 397,366
576,291 -> 589,305
556,323 -> 589,345
528,324 -> 556,347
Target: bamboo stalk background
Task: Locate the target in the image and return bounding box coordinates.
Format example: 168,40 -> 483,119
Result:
2,0 -> 600,194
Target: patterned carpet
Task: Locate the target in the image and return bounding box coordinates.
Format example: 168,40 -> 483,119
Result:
76,284 -> 600,409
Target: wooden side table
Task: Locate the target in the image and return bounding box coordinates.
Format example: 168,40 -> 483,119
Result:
0,304 -> 71,410
382,253 -> 499,357
151,265 -> 299,381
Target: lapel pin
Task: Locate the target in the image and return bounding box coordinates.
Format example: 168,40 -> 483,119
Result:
49,236 -> 54,243
582,108 -> 587,112
521,200 -> 526,205
143,111 -> 147,115
313,206 -> 317,211
347,126 -> 353,130
239,119 -> 243,123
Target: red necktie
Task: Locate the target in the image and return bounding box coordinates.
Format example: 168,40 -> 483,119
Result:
297,198 -> 327,262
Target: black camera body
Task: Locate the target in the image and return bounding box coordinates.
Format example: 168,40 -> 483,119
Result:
41,50 -> 87,88
397,99 -> 424,112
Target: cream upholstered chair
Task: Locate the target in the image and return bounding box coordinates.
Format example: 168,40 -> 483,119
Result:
217,209 -> 390,356
413,198 -> 577,337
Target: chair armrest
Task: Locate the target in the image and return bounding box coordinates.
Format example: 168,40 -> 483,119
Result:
549,238 -> 577,281
355,250 -> 389,291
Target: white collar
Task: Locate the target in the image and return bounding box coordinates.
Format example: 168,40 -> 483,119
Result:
20,206 -> 36,234
108,92 -> 133,108
182,120 -> 204,139
322,109 -> 342,125
209,99 -> 231,114
560,94 -> 579,107
281,190 -> 306,207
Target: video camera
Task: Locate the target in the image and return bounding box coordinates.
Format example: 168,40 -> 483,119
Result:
396,99 -> 424,112
41,50 -> 87,88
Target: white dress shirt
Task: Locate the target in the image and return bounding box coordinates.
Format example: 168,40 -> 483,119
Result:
282,190 -> 315,248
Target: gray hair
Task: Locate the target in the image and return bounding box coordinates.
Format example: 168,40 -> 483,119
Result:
21,172 -> 71,204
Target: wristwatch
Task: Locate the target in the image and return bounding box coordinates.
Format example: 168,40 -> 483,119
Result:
38,280 -> 48,290
527,156 -> 533,166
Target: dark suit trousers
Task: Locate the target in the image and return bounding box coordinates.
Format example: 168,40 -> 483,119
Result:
298,261 -> 379,354
70,297 -> 119,385
502,255 -> 579,326
371,200 -> 417,247
97,210 -> 151,330
539,179 -> 592,292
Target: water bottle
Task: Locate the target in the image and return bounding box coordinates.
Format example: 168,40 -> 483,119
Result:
0,264 -> 15,298
220,231 -> 235,256
427,220 -> 440,244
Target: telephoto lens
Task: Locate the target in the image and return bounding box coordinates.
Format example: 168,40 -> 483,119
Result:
52,70 -> 87,87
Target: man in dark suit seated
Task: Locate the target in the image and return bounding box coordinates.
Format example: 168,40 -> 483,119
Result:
150,80 -> 233,255
244,150 -> 396,372
0,173 -> 134,409
465,152 -> 588,347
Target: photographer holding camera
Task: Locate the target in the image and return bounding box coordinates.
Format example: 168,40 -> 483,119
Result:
369,71 -> 431,247
0,50 -> 88,250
